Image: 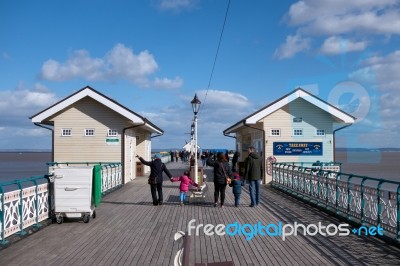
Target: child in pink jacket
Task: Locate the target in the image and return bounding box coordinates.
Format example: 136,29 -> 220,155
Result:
170,170 -> 198,206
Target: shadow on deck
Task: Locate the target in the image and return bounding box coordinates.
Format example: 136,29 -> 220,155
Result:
1,162 -> 399,265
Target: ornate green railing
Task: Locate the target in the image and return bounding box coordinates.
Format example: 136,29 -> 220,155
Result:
0,162 -> 122,244
0,176 -> 50,244
272,162 -> 400,242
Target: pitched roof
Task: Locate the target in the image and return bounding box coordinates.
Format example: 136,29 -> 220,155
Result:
224,88 -> 356,134
30,86 -> 163,134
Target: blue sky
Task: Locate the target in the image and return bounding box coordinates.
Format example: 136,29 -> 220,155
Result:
1,0 -> 400,150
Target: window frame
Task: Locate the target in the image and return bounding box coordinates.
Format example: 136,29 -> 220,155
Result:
61,128 -> 72,137
84,128 -> 95,137
316,129 -> 325,136
108,129 -> 118,137
270,128 -> 281,137
292,128 -> 303,137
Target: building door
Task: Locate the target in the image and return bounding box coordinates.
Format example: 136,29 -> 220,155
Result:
129,138 -> 134,180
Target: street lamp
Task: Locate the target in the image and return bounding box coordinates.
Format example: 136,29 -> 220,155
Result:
191,94 -> 201,184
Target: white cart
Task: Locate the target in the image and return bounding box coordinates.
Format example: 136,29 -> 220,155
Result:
52,166 -> 96,224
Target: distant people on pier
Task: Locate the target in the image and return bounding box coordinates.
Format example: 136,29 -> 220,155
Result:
175,150 -> 179,162
170,170 -> 198,206
190,155 -> 195,167
244,146 -> 262,207
232,151 -> 240,172
137,153 -> 172,206
207,152 -> 233,208
170,150 -> 174,162
201,152 -> 207,167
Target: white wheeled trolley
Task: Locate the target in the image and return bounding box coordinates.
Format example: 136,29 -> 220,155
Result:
52,166 -> 96,224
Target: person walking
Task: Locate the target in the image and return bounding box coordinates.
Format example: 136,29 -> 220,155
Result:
170,170 -> 198,206
230,172 -> 243,207
207,152 -> 232,208
244,146 -> 262,207
137,153 -> 172,206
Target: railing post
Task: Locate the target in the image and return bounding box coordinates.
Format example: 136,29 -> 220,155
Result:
16,181 -> 27,236
335,173 -> 341,215
303,166 -> 306,194
291,164 -> 295,190
397,184 -> 400,241
0,185 -> 8,245
317,169 -> 321,205
377,179 -> 384,227
347,175 -> 353,220
31,177 -> 42,228
360,177 -> 367,225
309,168 -> 313,201
325,171 -> 329,208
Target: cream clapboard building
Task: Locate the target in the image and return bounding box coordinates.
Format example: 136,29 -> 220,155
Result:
224,88 -> 356,184
30,86 -> 163,183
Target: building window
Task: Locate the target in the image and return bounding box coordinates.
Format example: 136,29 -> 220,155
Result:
136,136 -> 140,142
270,129 -> 281,136
316,129 -> 325,136
293,129 -> 303,136
62,128 -> 71,136
108,129 -> 118,136
85,128 -> 95,136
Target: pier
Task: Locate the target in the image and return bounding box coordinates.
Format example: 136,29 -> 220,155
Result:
1,161 -> 400,265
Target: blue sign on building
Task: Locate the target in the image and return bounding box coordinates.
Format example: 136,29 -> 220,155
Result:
273,142 -> 323,156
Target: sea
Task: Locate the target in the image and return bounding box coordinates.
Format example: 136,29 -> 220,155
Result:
0,150 -> 399,183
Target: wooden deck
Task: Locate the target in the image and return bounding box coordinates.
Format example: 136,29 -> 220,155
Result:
1,161 -> 400,265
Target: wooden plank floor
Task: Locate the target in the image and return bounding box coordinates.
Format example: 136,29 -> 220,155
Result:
1,161 -> 400,265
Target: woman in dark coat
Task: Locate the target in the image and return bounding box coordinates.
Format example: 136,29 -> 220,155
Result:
206,152 -> 232,207
137,153 -> 172,206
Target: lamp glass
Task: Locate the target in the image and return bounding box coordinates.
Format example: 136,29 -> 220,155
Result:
191,94 -> 201,114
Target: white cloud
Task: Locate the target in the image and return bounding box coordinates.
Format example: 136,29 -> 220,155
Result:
351,50 -> 400,91
278,0 -> 400,58
347,50 -> 400,147
320,36 -> 367,55
15,127 -> 50,137
287,0 -> 400,35
153,77 -> 184,89
154,0 -> 199,13
196,90 -> 251,110
40,43 -> 183,89
274,34 -> 311,59
0,87 -> 58,118
140,90 -> 252,149
0,85 -> 57,149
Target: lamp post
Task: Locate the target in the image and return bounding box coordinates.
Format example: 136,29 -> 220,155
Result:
191,94 -> 201,184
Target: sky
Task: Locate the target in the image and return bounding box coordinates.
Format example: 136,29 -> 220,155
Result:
1,0 -> 400,151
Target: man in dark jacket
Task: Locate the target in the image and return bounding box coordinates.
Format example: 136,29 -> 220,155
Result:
244,146 -> 262,207
137,153 -> 172,206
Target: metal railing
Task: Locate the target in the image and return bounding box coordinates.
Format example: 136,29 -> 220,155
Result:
272,162 -> 400,242
1,162 -> 122,244
0,176 -> 50,244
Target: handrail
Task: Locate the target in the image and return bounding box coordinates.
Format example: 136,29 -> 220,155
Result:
1,162 -> 123,245
0,175 -> 50,244
271,162 -> 400,243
